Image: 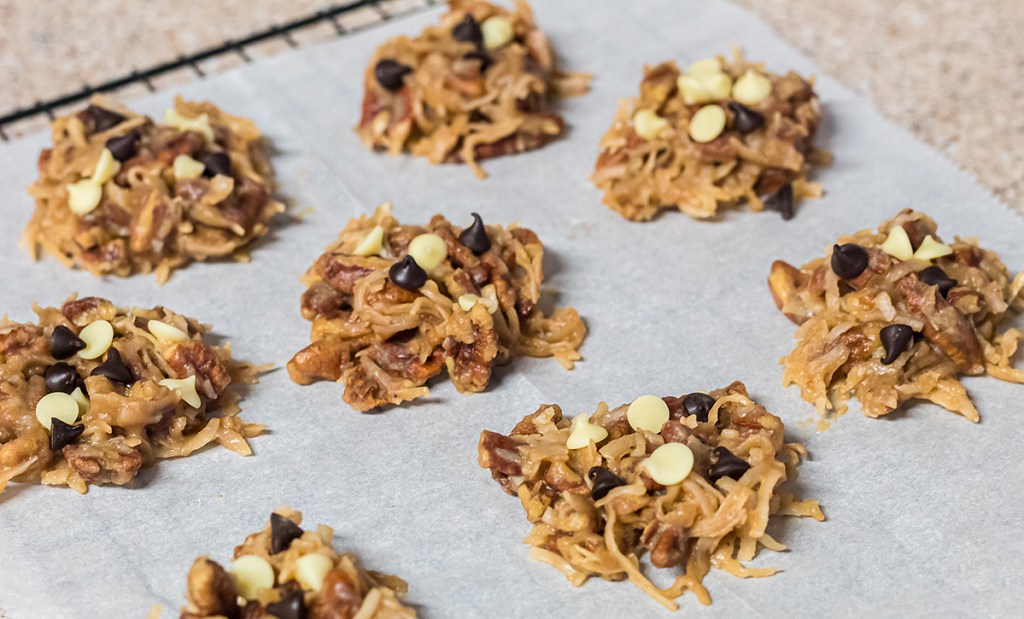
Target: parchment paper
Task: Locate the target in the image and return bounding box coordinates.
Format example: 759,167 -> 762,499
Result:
1,1 -> 1022,617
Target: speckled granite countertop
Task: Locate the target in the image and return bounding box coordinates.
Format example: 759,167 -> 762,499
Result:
1,0 -> 1021,212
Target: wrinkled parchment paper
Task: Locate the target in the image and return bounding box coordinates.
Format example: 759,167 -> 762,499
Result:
1,1 -> 1022,617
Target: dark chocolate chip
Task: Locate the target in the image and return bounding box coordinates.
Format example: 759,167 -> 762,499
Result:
374,59 -> 412,92
831,243 -> 869,280
389,255 -> 428,291
682,393 -> 716,422
83,105 -> 127,133
464,50 -> 492,72
708,447 -> 750,482
458,212 -> 491,254
105,130 -> 140,163
265,590 -> 306,619
270,513 -> 304,554
90,349 -> 134,385
763,183 -> 794,220
728,101 -> 764,135
45,362 -> 83,394
200,152 -> 232,178
50,325 -> 86,359
453,14 -> 483,47
880,324 -> 914,365
588,466 -> 627,501
919,265 -> 957,298
49,418 -> 85,452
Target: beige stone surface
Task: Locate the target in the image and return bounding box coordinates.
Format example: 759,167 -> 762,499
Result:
0,0 -> 1021,212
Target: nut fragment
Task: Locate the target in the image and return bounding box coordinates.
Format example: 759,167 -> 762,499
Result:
228,555 -> 275,601
732,69 -> 772,106
173,155 -> 206,180
353,225 -> 385,257
626,395 -> 670,433
294,553 -> 333,592
77,320 -> 114,360
913,235 -> 953,261
149,319 -> 189,344
481,16 -> 514,49
408,233 -> 448,271
566,414 -> 608,449
35,392 -> 80,431
688,105 -> 726,143
633,109 -> 669,140
91,148 -> 121,185
881,226 -> 914,261
159,375 -> 201,408
642,442 -> 695,485
164,108 -> 215,143
67,180 -> 103,216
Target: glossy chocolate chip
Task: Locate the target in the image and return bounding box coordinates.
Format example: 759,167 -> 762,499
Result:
375,59 -> 412,92
200,152 -> 232,178
763,183 -> 794,220
105,130 -> 140,163
389,256 -> 428,291
588,466 -> 626,501
90,349 -> 134,385
459,212 -> 491,254
708,447 -> 750,482
50,418 -> 85,452
831,243 -> 869,280
453,14 -> 483,46
265,590 -> 306,619
919,265 -> 957,298
880,324 -> 914,365
45,363 -> 83,394
682,393 -> 716,422
728,101 -> 764,135
83,105 -> 127,133
270,513 -> 304,554
51,325 -> 86,359
464,50 -> 492,72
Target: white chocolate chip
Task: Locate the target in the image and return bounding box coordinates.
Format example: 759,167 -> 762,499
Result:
35,392 -> 80,431
408,233 -> 448,271
732,69 -> 773,106
294,553 -> 334,592
159,375 -> 201,408
688,105 -> 726,143
164,108 -> 215,143
458,294 -> 480,311
881,226 -> 914,261
626,395 -> 670,433
479,285 -> 500,314
566,414 -> 609,449
70,387 -> 91,416
633,109 -> 670,140
678,72 -> 732,105
229,555 -> 275,600
353,225 -> 385,257
173,154 -> 205,180
686,58 -> 722,76
148,319 -> 189,344
67,179 -> 103,216
77,320 -> 114,360
643,443 -> 695,486
481,16 -> 514,49
913,235 -> 953,261
91,148 -> 122,186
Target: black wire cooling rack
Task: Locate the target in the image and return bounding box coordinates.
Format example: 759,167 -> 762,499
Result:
0,0 -> 438,141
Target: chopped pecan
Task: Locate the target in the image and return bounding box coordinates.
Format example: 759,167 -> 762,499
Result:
183,557 -> 239,619
478,430 -> 524,478
309,569 -> 363,619
287,339 -> 351,384
62,297 -> 117,326
898,275 -> 984,374
63,438 -> 143,485
641,522 -> 691,568
165,340 -> 232,398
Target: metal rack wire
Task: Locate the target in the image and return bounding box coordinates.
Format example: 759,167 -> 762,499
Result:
0,0 -> 437,141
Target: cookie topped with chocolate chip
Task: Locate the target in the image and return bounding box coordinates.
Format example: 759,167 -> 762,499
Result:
355,0 -> 590,178
769,209 -> 1024,423
287,203 -> 586,412
25,96 -> 284,283
593,51 -> 829,221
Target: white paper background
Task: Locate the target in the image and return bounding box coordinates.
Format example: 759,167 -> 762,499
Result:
0,1 -> 1022,617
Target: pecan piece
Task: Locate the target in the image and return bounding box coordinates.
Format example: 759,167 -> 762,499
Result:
63,438 -> 143,485
182,557 -> 239,619
165,340 -> 232,399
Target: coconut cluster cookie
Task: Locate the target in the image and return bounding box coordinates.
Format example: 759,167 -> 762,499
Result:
179,508 -> 414,619
769,210 -> 1024,422
593,51 -> 827,221
287,204 -> 585,411
356,0 -> 590,178
0,297 -> 262,494
25,96 -> 283,282
478,381 -> 823,610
